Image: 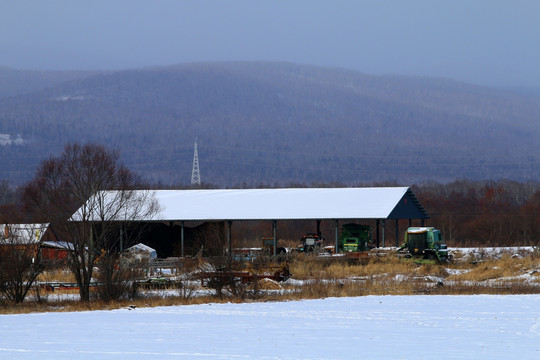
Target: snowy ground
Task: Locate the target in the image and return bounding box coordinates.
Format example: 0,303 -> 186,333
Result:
1,295 -> 539,359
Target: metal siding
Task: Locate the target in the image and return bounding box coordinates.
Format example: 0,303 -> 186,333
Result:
387,191 -> 429,219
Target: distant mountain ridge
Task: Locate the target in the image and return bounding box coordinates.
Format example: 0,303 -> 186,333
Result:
0,62 -> 539,186
0,66 -> 99,100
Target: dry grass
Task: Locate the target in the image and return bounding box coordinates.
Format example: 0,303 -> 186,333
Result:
284,252 -> 540,299
288,254 -> 417,279
448,253 -> 540,282
2,251 -> 539,314
37,269 -> 77,283
0,294 -> 242,314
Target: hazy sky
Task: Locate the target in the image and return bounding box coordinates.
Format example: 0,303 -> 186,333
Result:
1,0 -> 540,87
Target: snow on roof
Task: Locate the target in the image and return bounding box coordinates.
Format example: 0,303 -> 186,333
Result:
407,227 -> 434,233
154,187 -> 415,221
125,243 -> 156,254
0,223 -> 49,244
125,243 -> 157,259
76,187 -> 426,222
42,241 -> 74,250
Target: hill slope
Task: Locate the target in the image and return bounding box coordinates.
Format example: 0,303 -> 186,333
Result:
0,62 -> 539,186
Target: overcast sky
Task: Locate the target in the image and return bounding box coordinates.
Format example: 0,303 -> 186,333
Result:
1,0 -> 539,87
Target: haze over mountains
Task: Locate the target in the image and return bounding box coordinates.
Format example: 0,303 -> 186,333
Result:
1,62 -> 539,187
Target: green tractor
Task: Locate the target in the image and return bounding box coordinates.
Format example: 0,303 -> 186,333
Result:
400,227 -> 450,262
338,224 -> 371,253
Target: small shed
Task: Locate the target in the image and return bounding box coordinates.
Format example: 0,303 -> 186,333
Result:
124,243 -> 157,261
1,223 -> 69,262
41,241 -> 72,262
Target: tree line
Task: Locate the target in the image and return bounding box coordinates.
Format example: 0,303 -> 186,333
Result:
413,181 -> 540,247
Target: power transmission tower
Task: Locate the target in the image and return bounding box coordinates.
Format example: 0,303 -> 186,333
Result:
191,137 -> 201,186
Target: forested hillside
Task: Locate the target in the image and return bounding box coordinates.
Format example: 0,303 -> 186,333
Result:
1,62 -> 539,186
0,66 -> 98,100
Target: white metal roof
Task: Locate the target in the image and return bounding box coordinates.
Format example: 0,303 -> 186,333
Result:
78,187 -> 423,222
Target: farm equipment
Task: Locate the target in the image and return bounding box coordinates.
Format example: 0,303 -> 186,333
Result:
300,233 -> 324,252
399,227 -> 450,262
200,261 -> 291,285
262,237 -> 287,255
338,224 -> 371,253
232,237 -> 286,260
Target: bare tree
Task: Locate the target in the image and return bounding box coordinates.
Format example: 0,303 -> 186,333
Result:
95,249 -> 146,302
23,143 -> 159,302
0,224 -> 46,303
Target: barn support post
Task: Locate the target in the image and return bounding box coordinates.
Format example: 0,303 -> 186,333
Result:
181,221 -> 185,257
272,220 -> 277,256
409,218 -> 412,227
169,221 -> 175,256
335,219 -> 339,253
382,220 -> 386,248
227,221 -> 232,257
316,220 -> 322,238
119,224 -> 123,252
421,218 -> 425,227
376,220 -> 380,248
395,219 -> 399,247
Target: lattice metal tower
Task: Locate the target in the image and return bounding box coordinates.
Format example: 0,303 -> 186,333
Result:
191,137 -> 201,186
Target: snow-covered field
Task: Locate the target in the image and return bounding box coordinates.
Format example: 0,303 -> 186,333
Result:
1,295 -> 539,359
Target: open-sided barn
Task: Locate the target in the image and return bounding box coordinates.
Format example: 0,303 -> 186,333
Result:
73,187 -> 429,257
